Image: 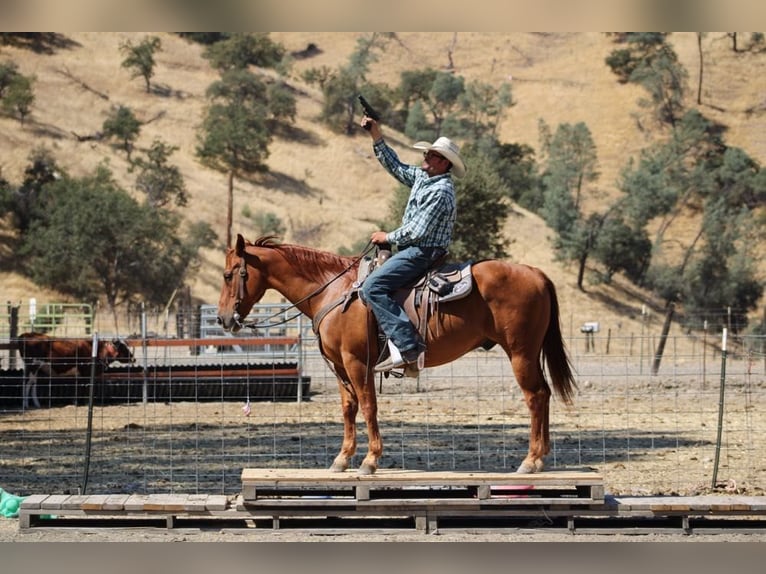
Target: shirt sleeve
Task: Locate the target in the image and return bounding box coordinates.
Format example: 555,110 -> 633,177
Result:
373,139 -> 419,188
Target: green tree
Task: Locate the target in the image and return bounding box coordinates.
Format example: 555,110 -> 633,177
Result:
403,100 -> 432,142
3,147 -> 62,233
120,35 -> 162,92
102,105 -> 141,160
0,60 -> 19,98
620,110 -> 765,337
202,33 -> 285,72
457,80 -> 513,140
242,208 -> 286,237
450,150 -> 510,261
1,71 -> 34,124
539,121 -> 602,290
605,33 -> 668,83
130,139 -> 187,208
266,80 -> 297,124
592,214 -> 651,283
424,71 -> 465,138
304,33 -> 391,134
18,163 -> 215,329
631,45 -> 688,127
196,69 -> 271,248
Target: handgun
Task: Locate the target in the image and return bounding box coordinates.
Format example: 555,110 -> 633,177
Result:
358,94 -> 380,130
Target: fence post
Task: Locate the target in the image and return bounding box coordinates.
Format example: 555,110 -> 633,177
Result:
81,331 -> 99,495
7,302 -> 19,370
702,320 -> 708,389
712,328 -> 728,489
141,303 -> 148,404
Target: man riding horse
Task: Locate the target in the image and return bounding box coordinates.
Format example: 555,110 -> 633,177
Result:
359,113 -> 466,373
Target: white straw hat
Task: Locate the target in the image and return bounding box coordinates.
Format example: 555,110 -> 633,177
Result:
412,136 -> 466,178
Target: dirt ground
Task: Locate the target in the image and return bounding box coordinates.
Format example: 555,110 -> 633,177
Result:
2,359 -> 764,496
3,517 -> 766,542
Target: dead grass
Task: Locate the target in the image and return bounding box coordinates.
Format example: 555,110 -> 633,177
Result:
0,32 -> 763,332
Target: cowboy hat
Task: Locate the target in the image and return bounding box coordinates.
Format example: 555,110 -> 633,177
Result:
412,136 -> 466,178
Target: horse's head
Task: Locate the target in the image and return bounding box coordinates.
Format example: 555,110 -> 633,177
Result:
99,338 -> 134,365
112,338 -> 135,364
217,234 -> 269,332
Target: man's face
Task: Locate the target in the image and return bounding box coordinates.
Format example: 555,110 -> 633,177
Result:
421,150 -> 450,177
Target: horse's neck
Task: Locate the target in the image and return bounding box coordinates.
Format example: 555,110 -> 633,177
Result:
266,262 -> 345,319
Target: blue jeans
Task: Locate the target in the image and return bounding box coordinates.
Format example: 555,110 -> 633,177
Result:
360,245 -> 444,353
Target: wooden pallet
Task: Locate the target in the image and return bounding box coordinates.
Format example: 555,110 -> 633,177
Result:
240,467 -> 605,506
17,491 -> 766,534
19,493 -> 230,529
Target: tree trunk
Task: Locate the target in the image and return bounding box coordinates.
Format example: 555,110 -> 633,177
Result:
576,251 -> 587,291
651,302 -> 675,375
226,170 -> 234,248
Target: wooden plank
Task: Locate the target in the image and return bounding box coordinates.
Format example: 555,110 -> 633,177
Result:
80,494 -> 110,510
103,494 -> 130,511
241,468 -> 602,487
20,494 -> 49,510
613,496 -> 766,514
124,494 -> 152,511
205,495 -> 228,512
184,494 -> 209,512
41,494 -> 71,510
154,494 -> 189,512
61,495 -> 91,510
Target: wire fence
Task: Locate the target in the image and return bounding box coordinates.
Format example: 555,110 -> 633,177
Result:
0,304 -> 764,498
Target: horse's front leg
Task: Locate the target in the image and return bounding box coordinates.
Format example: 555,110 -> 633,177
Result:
345,360 -> 381,475
329,378 -> 358,473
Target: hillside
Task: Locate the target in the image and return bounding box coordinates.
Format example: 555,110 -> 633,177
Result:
1,32 -> 764,336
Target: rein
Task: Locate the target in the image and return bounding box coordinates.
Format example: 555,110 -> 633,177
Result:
234,240 -> 376,331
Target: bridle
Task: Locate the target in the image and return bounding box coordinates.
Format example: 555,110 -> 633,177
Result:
228,241 -> 375,331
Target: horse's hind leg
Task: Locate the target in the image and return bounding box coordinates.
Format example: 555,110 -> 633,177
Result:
510,352 -> 551,474
329,378 -> 358,472
22,371 -> 40,409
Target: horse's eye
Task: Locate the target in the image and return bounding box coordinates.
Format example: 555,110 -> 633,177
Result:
223,271 -> 233,281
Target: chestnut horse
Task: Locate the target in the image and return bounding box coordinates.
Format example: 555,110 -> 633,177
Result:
217,234 -> 576,475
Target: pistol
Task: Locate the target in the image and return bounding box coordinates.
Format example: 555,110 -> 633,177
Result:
358,94 -> 380,130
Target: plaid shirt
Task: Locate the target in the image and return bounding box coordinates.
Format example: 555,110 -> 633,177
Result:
373,139 -> 456,249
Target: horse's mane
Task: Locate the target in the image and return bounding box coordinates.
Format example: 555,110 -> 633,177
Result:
251,236 -> 357,283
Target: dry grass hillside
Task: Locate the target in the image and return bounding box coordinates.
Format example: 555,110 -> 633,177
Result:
1,32 -> 764,338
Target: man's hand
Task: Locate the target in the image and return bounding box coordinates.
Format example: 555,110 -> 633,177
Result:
361,116 -> 382,140
370,230 -> 389,244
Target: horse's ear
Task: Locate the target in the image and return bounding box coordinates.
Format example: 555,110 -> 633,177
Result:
235,234 -> 246,256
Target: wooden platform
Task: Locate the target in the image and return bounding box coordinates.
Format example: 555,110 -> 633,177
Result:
240,467 -> 605,505
17,468 -> 766,534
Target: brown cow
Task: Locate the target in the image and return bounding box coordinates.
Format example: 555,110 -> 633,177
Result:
16,332 -> 134,409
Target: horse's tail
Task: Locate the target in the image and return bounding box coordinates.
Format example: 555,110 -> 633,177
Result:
542,276 -> 577,405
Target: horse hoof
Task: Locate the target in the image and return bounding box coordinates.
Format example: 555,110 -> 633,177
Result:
329,462 -> 347,473
516,461 -> 540,474
357,464 -> 376,476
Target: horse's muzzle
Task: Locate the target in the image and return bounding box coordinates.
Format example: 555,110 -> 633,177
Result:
217,314 -> 242,333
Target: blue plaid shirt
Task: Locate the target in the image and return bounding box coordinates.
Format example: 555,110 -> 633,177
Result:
373,139 -> 456,249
